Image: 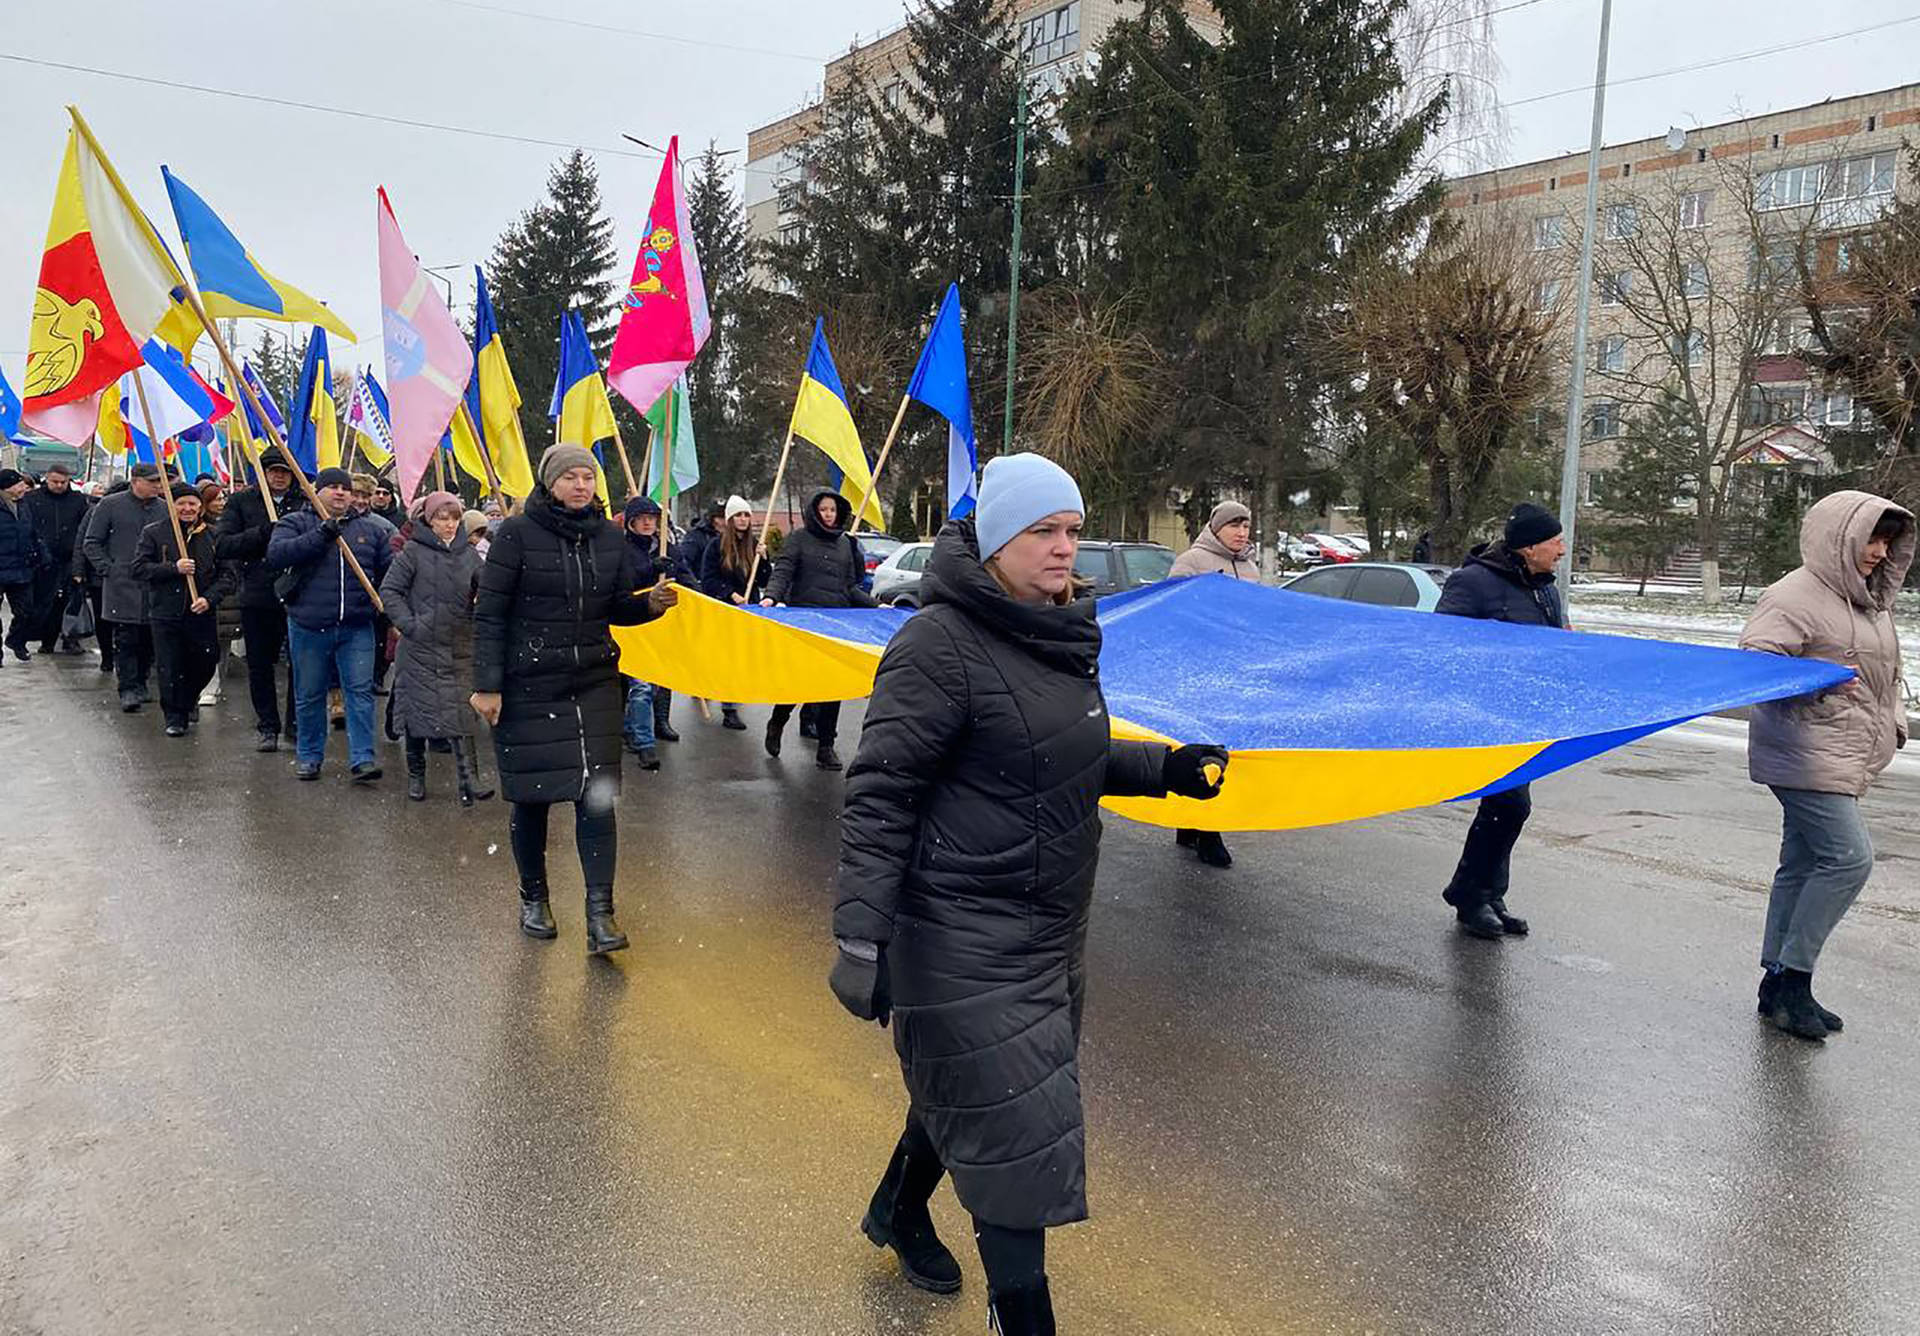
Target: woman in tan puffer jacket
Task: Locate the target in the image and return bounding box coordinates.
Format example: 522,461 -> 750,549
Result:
1738,490 -> 1913,1042
1170,500 -> 1260,867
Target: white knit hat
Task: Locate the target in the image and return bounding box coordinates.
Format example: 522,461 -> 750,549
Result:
725,494 -> 753,519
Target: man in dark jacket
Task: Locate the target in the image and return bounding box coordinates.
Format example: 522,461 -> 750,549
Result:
0,469 -> 49,663
369,477 -> 404,529
761,488 -> 877,769
676,497 -> 724,587
133,484 -> 235,735
1434,501 -> 1570,940
215,447 -> 303,750
82,462 -> 167,709
619,495 -> 679,761
267,466 -> 394,782
20,463 -> 90,654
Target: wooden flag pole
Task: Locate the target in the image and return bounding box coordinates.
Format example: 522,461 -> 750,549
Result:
657,385 -> 676,531
610,422 -> 642,501
229,399 -> 277,524
456,401 -> 504,498
171,287 -> 381,610
850,394 -> 912,537
433,438 -> 448,493
745,421 -> 799,600
127,370 -> 201,605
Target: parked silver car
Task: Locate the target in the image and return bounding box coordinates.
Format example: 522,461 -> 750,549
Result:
1282,562 -> 1455,611
870,541 -> 935,605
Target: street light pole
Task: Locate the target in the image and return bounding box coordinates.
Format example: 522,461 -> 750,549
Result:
1002,59 -> 1031,455
1556,0 -> 1614,594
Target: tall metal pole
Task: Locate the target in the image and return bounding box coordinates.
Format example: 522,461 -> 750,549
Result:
1002,63 -> 1030,455
1556,0 -> 1613,593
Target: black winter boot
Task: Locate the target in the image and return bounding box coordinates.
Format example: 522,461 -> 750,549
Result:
1757,968 -> 1780,1017
816,745 -> 844,772
988,1278 -> 1055,1335
1194,831 -> 1233,868
585,886 -> 629,955
1769,968 -> 1828,1042
764,717 -> 783,758
1488,897 -> 1530,936
1175,828 -> 1198,848
519,883 -> 558,940
1806,974 -> 1843,1033
1455,902 -> 1506,941
652,688 -> 679,742
450,736 -> 494,806
721,706 -> 746,730
405,736 -> 428,801
861,1140 -> 963,1294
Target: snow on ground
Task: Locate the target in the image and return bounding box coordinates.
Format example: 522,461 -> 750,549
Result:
1570,582 -> 1920,666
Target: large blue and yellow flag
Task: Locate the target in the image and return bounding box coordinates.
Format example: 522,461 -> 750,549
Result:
285,329 -> 339,473
161,167 -> 356,342
469,267 -> 536,497
549,309 -> 618,448
612,573 -> 1852,832
791,319 -> 884,528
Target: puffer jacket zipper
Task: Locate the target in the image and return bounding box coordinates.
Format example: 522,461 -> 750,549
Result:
570,534 -> 590,787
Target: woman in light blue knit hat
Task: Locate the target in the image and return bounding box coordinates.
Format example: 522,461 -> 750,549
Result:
823,453 -> 1230,1333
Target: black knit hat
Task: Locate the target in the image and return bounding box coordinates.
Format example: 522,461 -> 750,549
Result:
0,468 -> 24,490
313,467 -> 354,490
171,482 -> 202,501
1505,502 -> 1562,551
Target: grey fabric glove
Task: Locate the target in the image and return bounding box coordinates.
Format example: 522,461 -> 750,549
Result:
829,941 -> 890,1027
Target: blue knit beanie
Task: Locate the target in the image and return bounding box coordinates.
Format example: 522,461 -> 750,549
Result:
974,454 -> 1084,560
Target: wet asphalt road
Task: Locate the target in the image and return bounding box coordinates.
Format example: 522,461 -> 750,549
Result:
3,650 -> 1918,1336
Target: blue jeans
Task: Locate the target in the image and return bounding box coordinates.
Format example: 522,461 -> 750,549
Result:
288,621 -> 376,768
1764,787 -> 1875,973
623,677 -> 654,750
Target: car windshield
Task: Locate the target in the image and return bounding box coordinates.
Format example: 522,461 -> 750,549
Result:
860,536 -> 903,558
1120,546 -> 1174,585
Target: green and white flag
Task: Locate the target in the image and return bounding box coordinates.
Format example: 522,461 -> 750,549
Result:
644,374 -> 699,502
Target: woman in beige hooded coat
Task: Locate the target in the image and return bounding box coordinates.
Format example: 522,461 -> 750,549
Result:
1739,490 -> 1912,1042
1169,500 -> 1260,866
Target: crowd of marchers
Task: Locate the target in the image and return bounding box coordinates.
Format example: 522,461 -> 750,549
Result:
0,443 -> 1910,1335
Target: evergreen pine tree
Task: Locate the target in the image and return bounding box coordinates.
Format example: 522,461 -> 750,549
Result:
486,150 -> 621,450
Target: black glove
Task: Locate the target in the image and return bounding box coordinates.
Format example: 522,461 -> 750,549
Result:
1164,743 -> 1230,800
829,943 -> 890,1027
318,518 -> 342,539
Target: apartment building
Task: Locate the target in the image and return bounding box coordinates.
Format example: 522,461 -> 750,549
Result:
743,2 -> 1222,263
1445,82 -> 1919,519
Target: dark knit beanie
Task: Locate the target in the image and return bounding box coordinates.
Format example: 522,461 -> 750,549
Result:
313,467 -> 355,490
1505,502 -> 1562,551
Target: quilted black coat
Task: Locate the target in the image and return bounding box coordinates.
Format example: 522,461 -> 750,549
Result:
472,491 -> 658,805
765,489 -> 876,609
832,521 -> 1169,1230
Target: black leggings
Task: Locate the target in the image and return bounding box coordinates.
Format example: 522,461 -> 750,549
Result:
899,1110 -> 1046,1292
509,798 -> 618,895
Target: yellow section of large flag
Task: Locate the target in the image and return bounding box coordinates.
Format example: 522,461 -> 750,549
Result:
790,374 -> 885,528
448,406 -> 491,489
557,369 -> 619,451
475,342 -> 536,498
309,381 -> 341,471
96,388 -> 128,454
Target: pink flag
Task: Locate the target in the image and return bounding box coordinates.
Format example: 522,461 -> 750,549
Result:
377,187 -> 473,505
605,136 -> 710,414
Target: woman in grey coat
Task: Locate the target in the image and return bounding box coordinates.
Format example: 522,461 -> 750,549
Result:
379,491 -> 492,805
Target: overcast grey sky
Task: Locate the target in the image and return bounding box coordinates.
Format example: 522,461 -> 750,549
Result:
3,0 -> 1916,392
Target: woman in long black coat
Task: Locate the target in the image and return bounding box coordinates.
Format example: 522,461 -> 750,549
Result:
828,454 -> 1228,1333
381,490 -> 490,805
470,446 -> 675,955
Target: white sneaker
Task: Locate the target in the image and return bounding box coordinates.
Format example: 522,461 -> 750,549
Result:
199,682 -> 223,707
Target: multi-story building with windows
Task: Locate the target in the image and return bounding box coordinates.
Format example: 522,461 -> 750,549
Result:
1445,83 -> 1918,560
743,2 -> 1222,265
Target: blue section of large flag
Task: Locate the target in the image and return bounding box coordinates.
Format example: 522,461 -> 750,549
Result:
240,361 -> 285,439
0,363 -> 21,441
161,168 -> 282,312
906,283 -> 978,518
285,330 -> 331,474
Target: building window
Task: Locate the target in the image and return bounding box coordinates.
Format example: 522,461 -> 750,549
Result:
1832,150 -> 1896,200
778,221 -> 805,249
1678,190 -> 1711,229
776,181 -> 804,217
1599,271 -> 1632,307
1762,319 -> 1802,356
1673,330 -> 1706,367
1532,278 -> 1562,311
1604,203 -> 1639,239
1681,259 -> 1709,298
1748,243 -> 1797,290
1835,239 -> 1857,274
883,81 -> 906,111
1021,0 -> 1081,67
1594,334 -> 1626,372
1588,399 -> 1619,439
1756,163 -> 1822,211
1532,215 -> 1564,250
1812,389 -> 1857,427
1744,385 -> 1807,427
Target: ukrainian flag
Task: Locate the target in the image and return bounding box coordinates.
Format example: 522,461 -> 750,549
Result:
790,318 -> 884,528
550,309 -> 620,508
469,268 -> 536,497
286,328 -> 339,473
161,168 -> 356,342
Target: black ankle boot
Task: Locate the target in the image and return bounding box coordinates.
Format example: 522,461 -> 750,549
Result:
1194,831 -> 1233,868
721,707 -> 746,730
585,886 -> 628,955
652,688 -> 679,742
520,883 -> 557,940
1487,897 -> 1529,936
405,736 -> 427,802
451,736 -> 493,806
988,1278 -> 1055,1335
861,1141 -> 962,1294
1770,968 -> 1828,1041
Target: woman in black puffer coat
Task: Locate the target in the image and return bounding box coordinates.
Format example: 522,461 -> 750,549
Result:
761,487 -> 875,770
471,446 -> 676,955
828,454 -> 1228,1334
